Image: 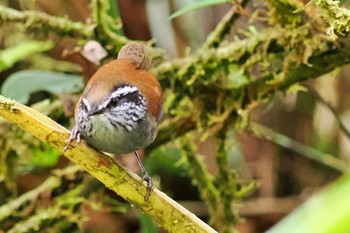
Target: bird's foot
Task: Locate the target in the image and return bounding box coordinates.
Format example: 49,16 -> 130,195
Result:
64,126 -> 81,152
142,174 -> 154,201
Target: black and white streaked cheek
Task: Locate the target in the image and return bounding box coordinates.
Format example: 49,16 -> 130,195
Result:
76,98 -> 93,135
107,103 -> 141,131
132,96 -> 147,119
77,110 -> 92,136
107,96 -> 147,132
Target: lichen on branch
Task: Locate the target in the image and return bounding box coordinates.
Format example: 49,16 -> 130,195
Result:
0,5 -> 95,37
314,0 -> 350,39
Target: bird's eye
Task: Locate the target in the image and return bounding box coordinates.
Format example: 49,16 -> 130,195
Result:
107,98 -> 119,108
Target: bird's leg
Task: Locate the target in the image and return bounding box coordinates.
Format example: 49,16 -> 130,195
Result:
133,151 -> 153,200
64,126 -> 81,152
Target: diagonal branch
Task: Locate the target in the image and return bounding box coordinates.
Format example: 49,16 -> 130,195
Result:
307,87 -> 350,140
0,95 -> 217,233
246,122 -> 349,173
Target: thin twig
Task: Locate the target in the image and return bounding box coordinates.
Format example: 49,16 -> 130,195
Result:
307,87 -> 350,140
201,0 -> 250,49
246,122 -> 349,173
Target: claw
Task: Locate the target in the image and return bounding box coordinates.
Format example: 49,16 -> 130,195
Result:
142,174 -> 154,201
64,126 -> 81,152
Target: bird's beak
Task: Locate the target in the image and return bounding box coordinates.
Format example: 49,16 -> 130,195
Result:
87,108 -> 103,116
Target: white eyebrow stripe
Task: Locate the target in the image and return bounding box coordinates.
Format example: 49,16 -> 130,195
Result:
82,98 -> 91,111
110,86 -> 138,99
98,86 -> 139,110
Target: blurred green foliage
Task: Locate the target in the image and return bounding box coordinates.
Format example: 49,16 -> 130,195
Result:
1,0 -> 350,232
268,173 -> 350,233
0,40 -> 53,72
1,70 -> 83,104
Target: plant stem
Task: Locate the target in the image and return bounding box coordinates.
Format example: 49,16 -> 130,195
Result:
247,122 -> 349,173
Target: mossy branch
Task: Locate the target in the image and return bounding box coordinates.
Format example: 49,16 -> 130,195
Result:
314,0 -> 350,39
0,5 -> 95,38
0,175 -> 61,221
0,95 -> 217,233
0,166 -> 85,232
150,33 -> 350,149
179,140 -> 221,215
180,136 -> 250,233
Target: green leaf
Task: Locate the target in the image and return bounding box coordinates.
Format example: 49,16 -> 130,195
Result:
267,173 -> 350,233
1,70 -> 84,104
146,145 -> 185,175
30,145 -> 60,168
168,0 -> 227,20
139,213 -> 158,233
227,64 -> 249,88
0,40 -> 54,72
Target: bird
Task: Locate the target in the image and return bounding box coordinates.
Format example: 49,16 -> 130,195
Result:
64,42 -> 163,200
